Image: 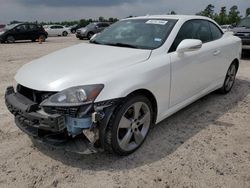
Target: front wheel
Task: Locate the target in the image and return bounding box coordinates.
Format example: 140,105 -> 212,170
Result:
218,62 -> 237,94
62,31 -> 68,36
87,32 -> 94,40
6,35 -> 15,43
104,95 -> 153,155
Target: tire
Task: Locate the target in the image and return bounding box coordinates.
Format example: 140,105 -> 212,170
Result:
71,29 -> 76,34
38,34 -> 46,42
6,35 -> 15,43
62,31 -> 68,36
104,95 -> 153,156
87,32 -> 94,40
218,62 -> 237,94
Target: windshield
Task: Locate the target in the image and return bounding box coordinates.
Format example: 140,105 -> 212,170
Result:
86,23 -> 96,29
237,17 -> 250,28
3,24 -> 18,31
90,19 -> 177,50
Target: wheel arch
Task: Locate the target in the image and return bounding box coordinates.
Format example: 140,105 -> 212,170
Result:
126,89 -> 158,124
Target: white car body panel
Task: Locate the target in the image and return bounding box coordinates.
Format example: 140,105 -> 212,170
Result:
45,25 -> 70,37
15,43 -> 151,91
15,15 -> 242,124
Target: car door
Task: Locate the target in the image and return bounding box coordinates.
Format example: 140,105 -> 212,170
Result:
49,26 -> 57,36
26,24 -> 36,40
13,24 -> 28,40
56,26 -> 64,35
29,24 -> 41,40
169,19 -> 221,107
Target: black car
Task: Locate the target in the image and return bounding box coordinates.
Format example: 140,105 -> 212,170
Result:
70,24 -> 86,33
0,24 -> 5,32
0,23 -> 48,43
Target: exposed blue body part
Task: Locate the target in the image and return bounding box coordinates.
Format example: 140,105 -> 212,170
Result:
66,116 -> 92,137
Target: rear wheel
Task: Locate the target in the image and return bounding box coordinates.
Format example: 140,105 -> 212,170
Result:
104,95 -> 153,155
6,35 -> 15,43
218,62 -> 237,94
38,34 -> 46,42
62,31 -> 68,36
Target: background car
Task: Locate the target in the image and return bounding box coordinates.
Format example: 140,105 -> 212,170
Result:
76,22 -> 110,40
0,23 -> 48,43
44,25 -> 70,37
0,24 -> 5,32
220,24 -> 233,32
70,24 -> 85,33
233,16 -> 250,50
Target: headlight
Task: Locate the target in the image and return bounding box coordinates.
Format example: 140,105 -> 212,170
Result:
41,84 -> 104,107
81,29 -> 87,33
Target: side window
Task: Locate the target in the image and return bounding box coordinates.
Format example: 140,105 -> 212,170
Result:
169,20 -> 212,52
209,22 -> 223,40
103,23 -> 109,27
15,25 -> 26,32
193,20 -> 212,43
51,26 -> 57,29
97,23 -> 103,28
58,26 -> 63,29
29,24 -> 38,30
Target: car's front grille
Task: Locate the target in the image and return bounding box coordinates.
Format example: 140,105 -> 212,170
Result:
43,106 -> 80,117
17,84 -> 56,104
235,32 -> 250,38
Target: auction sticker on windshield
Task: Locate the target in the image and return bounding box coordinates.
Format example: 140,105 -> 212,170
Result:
146,20 -> 168,25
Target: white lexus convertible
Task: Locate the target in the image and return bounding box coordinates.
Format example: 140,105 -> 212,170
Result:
5,15 -> 241,155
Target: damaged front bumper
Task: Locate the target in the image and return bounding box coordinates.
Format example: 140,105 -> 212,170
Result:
5,86 -> 120,154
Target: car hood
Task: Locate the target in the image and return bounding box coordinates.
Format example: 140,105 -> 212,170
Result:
15,43 -> 151,91
233,27 -> 250,33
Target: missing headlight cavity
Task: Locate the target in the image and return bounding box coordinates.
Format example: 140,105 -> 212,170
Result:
66,116 -> 92,137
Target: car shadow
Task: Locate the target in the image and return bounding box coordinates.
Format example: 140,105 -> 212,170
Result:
33,78 -> 250,171
241,50 -> 250,60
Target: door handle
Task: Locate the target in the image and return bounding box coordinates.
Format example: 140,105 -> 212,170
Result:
213,50 -> 221,56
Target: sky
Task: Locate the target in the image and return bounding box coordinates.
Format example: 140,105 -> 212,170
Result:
0,0 -> 249,23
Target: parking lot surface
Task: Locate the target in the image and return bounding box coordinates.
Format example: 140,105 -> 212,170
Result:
0,36 -> 250,188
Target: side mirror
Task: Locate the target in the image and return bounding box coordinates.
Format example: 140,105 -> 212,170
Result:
176,39 -> 202,53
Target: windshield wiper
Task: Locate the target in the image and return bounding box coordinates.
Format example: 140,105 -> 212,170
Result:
104,42 -> 139,49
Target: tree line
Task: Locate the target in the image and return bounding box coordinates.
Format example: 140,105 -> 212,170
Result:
196,4 -> 250,25
9,5 -> 250,26
10,17 -> 119,27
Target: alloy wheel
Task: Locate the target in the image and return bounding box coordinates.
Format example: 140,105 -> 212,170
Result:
7,36 -> 15,43
225,64 -> 236,91
117,102 -> 151,152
